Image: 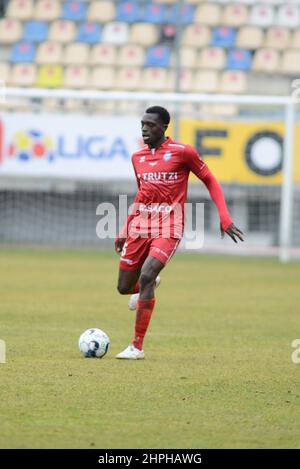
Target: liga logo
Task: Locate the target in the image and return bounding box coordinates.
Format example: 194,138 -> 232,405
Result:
7,130 -> 54,162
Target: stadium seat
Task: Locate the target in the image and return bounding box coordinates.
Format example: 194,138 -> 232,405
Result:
222,4 -> 248,27
36,64 -> 63,87
87,1 -> 116,23
10,41 -> 35,63
161,24 -> 176,44
65,43 -> 89,65
249,5 -> 275,28
282,49 -> 300,75
219,70 -> 247,93
116,1 -> 139,23
6,0 -> 34,20
264,27 -> 291,50
102,22 -> 129,44
141,67 -> 168,91
193,70 -> 219,93
276,5 -> 300,28
194,4 -> 222,26
0,63 -> 11,84
198,47 -> 226,70
252,48 -> 280,73
35,0 -> 61,21
141,3 -> 166,23
64,65 -> 89,88
90,44 -> 117,65
236,26 -> 264,49
178,47 -> 197,68
145,45 -> 171,67
167,68 -> 194,93
165,3 -> 195,24
115,67 -> 141,90
49,20 -> 76,43
23,21 -> 48,42
118,45 -> 144,67
36,42 -> 63,64
90,66 -> 116,89
211,27 -> 236,48
290,29 -> 300,48
0,19 -> 22,44
130,23 -> 159,46
77,22 -> 101,44
226,48 -> 252,71
62,1 -> 87,21
11,63 -> 36,86
182,24 -> 211,48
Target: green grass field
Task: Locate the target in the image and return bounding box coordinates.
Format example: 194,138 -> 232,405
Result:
0,249 -> 300,449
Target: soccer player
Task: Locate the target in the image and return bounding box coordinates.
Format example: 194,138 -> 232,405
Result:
115,106 -> 244,359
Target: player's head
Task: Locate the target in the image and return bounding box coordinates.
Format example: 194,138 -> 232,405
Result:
141,106 -> 170,147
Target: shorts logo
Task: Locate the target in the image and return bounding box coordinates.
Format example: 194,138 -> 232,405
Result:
163,151 -> 172,161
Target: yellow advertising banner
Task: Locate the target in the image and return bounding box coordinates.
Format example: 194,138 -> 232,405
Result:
180,120 -> 300,184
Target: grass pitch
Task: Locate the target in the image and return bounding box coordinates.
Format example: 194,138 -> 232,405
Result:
0,249 -> 300,449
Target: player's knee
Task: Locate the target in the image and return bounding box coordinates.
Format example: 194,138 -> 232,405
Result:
117,283 -> 131,295
139,272 -> 155,289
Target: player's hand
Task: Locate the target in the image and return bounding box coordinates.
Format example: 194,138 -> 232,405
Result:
221,223 -> 244,243
115,237 -> 126,254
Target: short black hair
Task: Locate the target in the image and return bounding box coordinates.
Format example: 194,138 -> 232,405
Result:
145,106 -> 170,125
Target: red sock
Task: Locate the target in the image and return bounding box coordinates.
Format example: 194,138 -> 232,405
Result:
132,298 -> 156,350
132,282 -> 140,293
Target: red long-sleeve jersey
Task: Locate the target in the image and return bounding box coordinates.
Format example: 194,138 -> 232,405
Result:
119,137 -> 232,239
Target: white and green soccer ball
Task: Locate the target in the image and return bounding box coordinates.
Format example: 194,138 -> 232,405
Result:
78,328 -> 110,358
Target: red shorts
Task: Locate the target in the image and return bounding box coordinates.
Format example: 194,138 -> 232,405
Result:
119,236 -> 181,271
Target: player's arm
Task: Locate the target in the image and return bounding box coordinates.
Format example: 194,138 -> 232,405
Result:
115,160 -> 140,254
185,147 -> 244,243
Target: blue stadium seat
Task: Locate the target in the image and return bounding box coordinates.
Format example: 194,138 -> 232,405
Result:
10,41 -> 35,63
212,27 -> 236,48
227,48 -> 252,71
116,1 -> 139,23
166,4 -> 195,25
141,3 -> 166,24
62,1 -> 86,21
77,22 -> 101,44
145,45 -> 170,67
23,21 -> 48,42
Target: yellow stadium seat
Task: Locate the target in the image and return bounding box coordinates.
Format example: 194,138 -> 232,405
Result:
182,24 -> 211,48
252,48 -> 280,74
194,4 -> 222,26
115,67 -> 141,90
87,1 -> 116,22
65,43 -> 89,65
64,65 -> 89,89
118,45 -> 144,67
90,44 -> 117,65
282,50 -> 300,75
264,27 -> 291,50
130,23 -> 159,47
37,65 -> 63,87
193,70 -> 219,93
236,26 -> 264,49
36,42 -> 63,65
220,70 -> 247,94
223,4 -> 248,27
49,20 -> 76,43
35,0 -> 61,21
11,63 -> 36,86
6,0 -> 33,20
0,18 -> 22,44
198,48 -> 226,70
90,66 -> 116,89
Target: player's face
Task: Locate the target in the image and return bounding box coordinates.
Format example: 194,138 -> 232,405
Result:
141,113 -> 167,147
